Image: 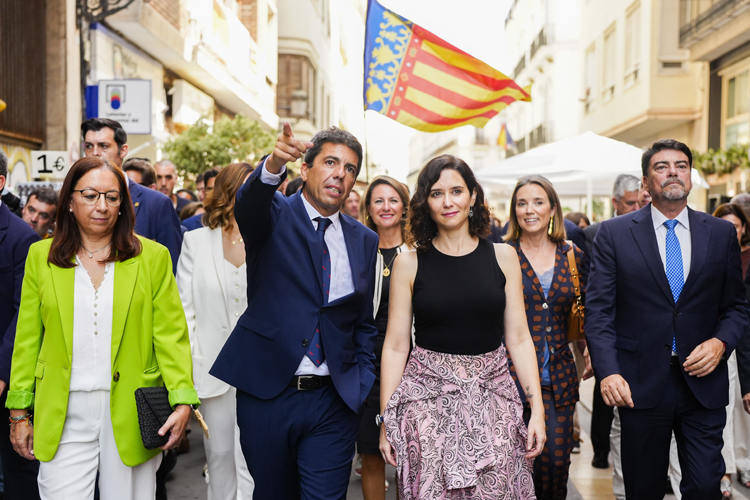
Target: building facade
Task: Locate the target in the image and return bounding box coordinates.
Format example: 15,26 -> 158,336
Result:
580,0 -> 704,149
503,0 -> 584,155
680,0 -> 750,211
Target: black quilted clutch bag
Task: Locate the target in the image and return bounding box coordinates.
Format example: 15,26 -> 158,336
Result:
135,386 -> 172,449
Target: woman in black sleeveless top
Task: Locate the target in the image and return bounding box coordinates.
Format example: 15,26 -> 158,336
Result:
355,176 -> 411,500
378,155 -> 545,499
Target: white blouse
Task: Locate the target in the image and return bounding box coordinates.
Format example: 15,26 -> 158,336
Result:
69,258 -> 115,392
223,259 -> 247,324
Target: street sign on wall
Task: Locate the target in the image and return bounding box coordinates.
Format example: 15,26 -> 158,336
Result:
96,79 -> 152,134
31,151 -> 70,179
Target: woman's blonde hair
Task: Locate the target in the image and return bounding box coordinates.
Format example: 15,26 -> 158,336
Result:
504,175 -> 566,243
203,162 -> 254,230
362,175 -> 410,242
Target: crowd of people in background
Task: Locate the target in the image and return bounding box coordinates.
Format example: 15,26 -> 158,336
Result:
2,117 -> 750,500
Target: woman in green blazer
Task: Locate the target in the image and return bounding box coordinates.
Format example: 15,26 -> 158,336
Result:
7,156 -> 199,499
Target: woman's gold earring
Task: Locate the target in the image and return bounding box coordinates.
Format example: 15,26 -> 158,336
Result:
548,215 -> 554,235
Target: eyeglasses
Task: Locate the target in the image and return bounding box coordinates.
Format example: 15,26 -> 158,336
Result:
74,189 -> 123,207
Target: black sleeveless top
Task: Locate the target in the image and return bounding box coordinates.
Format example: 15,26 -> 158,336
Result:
412,238 -> 507,355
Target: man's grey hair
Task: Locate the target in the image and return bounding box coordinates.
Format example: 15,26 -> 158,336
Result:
613,174 -> 640,200
0,149 -> 7,195
730,193 -> 750,212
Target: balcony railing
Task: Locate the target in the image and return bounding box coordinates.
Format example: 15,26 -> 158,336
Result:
529,123 -> 548,149
516,136 -> 527,154
679,0 -> 750,46
530,27 -> 548,60
514,55 -> 526,79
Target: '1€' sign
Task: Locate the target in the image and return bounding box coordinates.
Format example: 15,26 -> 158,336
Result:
32,151 -> 70,179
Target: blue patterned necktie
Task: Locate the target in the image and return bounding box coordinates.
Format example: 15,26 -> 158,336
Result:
664,219 -> 683,354
307,217 -> 332,366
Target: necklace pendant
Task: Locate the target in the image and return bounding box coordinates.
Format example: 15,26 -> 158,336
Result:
87,252 -> 93,258
383,268 -> 390,277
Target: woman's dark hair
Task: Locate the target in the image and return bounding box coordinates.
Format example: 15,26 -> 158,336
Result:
176,188 -> 198,202
362,175 -> 410,242
505,175 -> 566,243
203,162 -> 254,230
407,155 -> 491,250
641,139 -> 693,177
713,203 -> 750,247
49,156 -> 141,268
180,202 -> 204,221
565,212 -> 590,228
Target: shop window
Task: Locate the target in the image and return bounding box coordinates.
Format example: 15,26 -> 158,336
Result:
724,70 -> 749,147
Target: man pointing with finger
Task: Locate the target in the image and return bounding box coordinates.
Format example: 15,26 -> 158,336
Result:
210,123 -> 379,499
585,139 -> 749,500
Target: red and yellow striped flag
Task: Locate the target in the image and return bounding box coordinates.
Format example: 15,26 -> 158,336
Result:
364,0 -> 531,133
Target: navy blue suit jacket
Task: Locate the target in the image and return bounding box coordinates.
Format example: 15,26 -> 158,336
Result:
210,167 -> 379,412
585,204 -> 750,410
128,180 -> 183,274
0,203 -> 40,382
182,214 -> 204,231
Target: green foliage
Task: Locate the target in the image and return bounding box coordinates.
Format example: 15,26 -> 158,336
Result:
693,144 -> 749,176
584,199 -> 605,221
163,114 -> 276,176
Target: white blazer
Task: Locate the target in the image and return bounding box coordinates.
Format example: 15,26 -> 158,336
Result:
176,226 -> 245,399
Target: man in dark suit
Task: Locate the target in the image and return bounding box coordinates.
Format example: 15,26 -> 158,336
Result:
584,173 -> 642,469
211,123 -> 378,499
586,139 -> 749,499
81,118 -> 183,272
183,168 -> 220,231
0,149 -> 41,499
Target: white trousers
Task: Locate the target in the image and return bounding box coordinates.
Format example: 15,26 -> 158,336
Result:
38,390 -> 161,500
201,388 -> 254,500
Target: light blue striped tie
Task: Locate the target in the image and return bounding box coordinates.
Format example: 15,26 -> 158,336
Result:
664,219 -> 683,354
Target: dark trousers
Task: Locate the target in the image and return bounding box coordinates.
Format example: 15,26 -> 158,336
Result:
524,387 -> 575,500
0,392 -> 40,500
236,384 -> 358,500
619,362 -> 725,500
591,377 -> 614,455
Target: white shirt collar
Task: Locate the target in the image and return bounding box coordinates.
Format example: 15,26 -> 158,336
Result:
300,191 -> 341,231
651,204 -> 690,231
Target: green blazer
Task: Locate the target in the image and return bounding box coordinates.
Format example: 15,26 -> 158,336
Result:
6,237 -> 199,466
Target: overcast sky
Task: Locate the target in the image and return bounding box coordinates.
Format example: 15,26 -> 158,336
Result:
366,0 -> 513,181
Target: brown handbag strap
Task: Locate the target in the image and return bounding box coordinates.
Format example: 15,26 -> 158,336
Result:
565,242 -> 582,302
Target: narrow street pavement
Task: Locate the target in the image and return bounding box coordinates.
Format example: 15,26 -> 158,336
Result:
167,380 -> 750,499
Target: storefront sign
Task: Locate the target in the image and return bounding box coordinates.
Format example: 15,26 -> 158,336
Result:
97,79 -> 152,134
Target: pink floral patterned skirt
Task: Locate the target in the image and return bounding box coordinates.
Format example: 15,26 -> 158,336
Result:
384,344 -> 536,500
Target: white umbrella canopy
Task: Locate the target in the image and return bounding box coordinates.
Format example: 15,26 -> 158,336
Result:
476,131 -> 708,200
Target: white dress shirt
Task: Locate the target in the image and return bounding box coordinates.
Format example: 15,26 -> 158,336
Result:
652,205 -> 691,280
259,161 -> 355,376
70,258 -> 115,392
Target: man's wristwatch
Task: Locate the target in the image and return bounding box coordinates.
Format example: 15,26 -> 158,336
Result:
375,414 -> 384,427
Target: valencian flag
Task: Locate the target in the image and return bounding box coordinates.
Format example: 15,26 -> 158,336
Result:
364,0 -> 531,132
497,124 -> 516,151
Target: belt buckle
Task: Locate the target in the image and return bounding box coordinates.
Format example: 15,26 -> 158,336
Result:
297,375 -> 314,390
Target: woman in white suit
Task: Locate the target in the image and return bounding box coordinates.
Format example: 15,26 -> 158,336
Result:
177,163 -> 255,500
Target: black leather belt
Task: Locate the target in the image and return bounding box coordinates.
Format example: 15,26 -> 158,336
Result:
670,356 -> 681,365
288,375 -> 332,391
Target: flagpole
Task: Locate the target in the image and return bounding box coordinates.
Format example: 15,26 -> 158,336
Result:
363,110 -> 371,182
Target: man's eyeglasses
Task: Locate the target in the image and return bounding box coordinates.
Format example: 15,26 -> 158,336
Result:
73,189 -> 124,207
